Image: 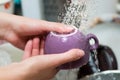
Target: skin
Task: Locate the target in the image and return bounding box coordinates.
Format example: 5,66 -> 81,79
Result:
0,12 -> 85,80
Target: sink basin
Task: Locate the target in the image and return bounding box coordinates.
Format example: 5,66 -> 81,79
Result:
0,43 -> 23,66
80,70 -> 120,80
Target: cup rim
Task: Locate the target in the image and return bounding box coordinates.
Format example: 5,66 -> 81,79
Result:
51,27 -> 78,37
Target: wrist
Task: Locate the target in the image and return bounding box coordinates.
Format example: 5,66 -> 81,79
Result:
0,63 -> 26,80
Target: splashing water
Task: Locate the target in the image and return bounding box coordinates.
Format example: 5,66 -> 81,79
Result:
58,0 -> 89,31
55,0 -> 100,80
56,1 -> 89,80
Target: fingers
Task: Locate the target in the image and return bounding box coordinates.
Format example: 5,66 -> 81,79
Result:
32,37 -> 45,55
20,19 -> 74,36
32,38 -> 40,56
39,39 -> 45,55
41,21 -> 74,33
23,40 -> 33,60
50,49 -> 85,67
33,20 -> 74,33
23,37 -> 44,60
35,49 -> 85,68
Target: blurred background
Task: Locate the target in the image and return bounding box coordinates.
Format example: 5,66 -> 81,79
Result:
0,0 -> 120,80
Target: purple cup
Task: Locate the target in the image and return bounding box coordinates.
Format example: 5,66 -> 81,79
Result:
44,28 -> 99,69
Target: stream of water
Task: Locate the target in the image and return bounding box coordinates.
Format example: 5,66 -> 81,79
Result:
58,0 -> 90,31
55,0 -> 100,80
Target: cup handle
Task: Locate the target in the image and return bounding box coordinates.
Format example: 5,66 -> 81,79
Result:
87,34 -> 99,50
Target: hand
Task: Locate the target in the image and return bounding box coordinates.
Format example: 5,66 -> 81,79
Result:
0,37 -> 84,80
22,37 -> 85,80
0,12 -> 73,49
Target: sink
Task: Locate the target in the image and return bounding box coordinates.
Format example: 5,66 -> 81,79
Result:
80,70 -> 120,80
0,43 -> 23,66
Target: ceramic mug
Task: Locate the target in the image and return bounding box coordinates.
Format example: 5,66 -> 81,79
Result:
44,28 -> 99,69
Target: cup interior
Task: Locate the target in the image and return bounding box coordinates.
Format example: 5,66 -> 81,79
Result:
51,27 -> 78,37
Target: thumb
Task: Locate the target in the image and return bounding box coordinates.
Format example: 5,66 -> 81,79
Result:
21,49 -> 85,69
45,49 -> 85,68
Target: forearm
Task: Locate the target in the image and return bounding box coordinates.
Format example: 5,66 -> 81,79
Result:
0,12 -> 44,40
0,67 -> 12,80
0,63 -> 25,80
0,66 -> 17,80
0,12 -> 13,40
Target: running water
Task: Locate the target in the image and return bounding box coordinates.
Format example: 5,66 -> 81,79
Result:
58,0 -> 89,31
55,0 -> 100,80
56,1 -> 88,80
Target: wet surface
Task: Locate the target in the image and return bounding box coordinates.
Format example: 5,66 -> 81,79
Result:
80,71 -> 120,80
